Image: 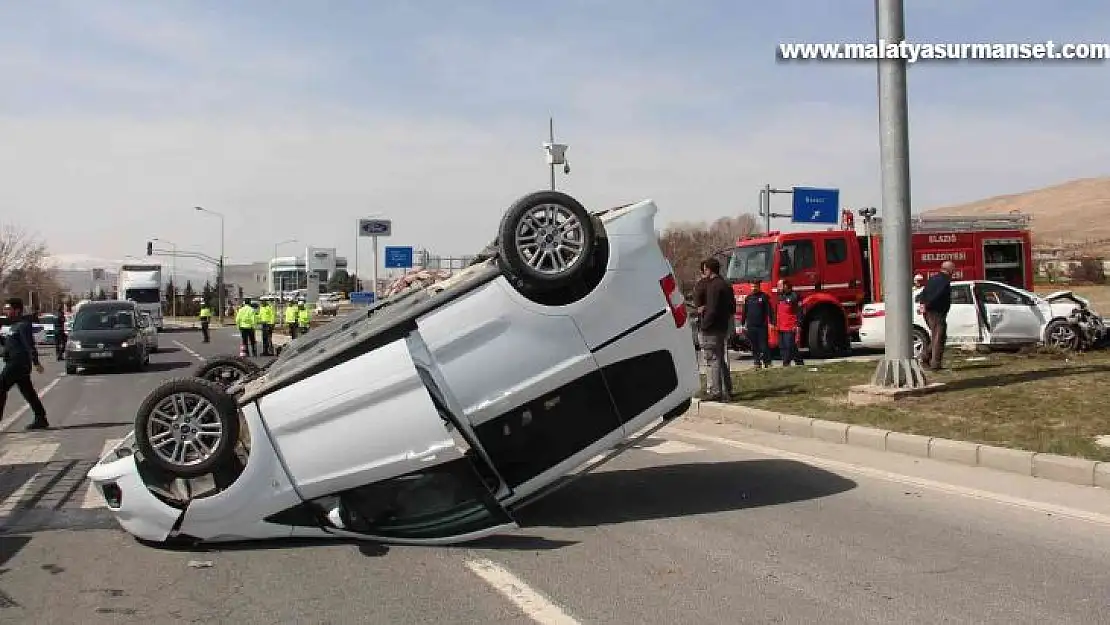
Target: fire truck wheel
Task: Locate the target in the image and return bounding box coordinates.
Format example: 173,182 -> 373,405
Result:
806,314 -> 841,358
912,327 -> 929,359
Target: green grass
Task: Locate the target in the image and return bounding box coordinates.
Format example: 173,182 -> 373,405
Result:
707,348 -> 1110,461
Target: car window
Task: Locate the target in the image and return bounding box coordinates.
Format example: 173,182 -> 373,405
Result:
951,285 -> 973,305
780,240 -> 816,276
73,309 -> 136,330
726,243 -> 773,282
976,283 -> 1028,306
824,238 -> 848,265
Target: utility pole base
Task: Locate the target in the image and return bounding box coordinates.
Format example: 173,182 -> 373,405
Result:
870,357 -> 928,388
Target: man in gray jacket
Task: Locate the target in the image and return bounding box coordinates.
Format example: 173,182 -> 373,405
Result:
0,298 -> 49,430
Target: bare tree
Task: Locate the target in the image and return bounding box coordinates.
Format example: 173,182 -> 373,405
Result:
0,223 -> 66,312
659,214 -> 760,296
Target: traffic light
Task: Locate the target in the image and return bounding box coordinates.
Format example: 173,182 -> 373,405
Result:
146,241 -> 153,256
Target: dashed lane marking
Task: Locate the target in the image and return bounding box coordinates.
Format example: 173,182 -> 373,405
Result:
172,340 -> 205,362
0,377 -> 61,433
0,443 -> 60,516
465,558 -> 581,625
80,438 -> 123,509
638,440 -> 702,455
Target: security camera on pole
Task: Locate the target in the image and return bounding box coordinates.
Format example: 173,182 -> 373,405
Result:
543,117 -> 569,190
357,216 -> 391,300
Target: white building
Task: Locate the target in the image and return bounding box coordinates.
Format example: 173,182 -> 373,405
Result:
269,247 -> 349,293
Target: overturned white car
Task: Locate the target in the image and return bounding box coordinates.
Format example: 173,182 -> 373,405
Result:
88,191 -> 699,546
859,279 -> 1107,357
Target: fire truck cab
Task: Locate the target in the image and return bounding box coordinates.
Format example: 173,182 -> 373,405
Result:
726,211 -> 1033,358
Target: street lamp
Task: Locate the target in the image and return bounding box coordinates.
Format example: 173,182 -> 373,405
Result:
194,206 -> 225,322
273,238 -> 298,295
152,237 -> 177,318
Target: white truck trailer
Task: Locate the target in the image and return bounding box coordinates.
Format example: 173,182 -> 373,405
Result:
118,263 -> 164,330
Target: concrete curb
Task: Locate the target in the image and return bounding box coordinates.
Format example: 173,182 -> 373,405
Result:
691,399 -> 1108,490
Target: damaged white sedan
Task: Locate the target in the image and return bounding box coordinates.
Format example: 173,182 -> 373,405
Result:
87,190 -> 699,546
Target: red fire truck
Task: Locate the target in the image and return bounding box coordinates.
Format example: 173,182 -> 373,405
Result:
724,211 -> 1034,357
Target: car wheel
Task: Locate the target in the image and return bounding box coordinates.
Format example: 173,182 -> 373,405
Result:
194,356 -> 262,388
134,377 -> 240,478
1044,319 -> 1079,350
912,327 -> 929,360
65,363 -> 77,375
496,190 -> 598,291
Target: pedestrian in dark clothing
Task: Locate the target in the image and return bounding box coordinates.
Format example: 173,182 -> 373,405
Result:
775,279 -> 804,366
741,278 -> 774,368
53,304 -> 66,360
915,261 -> 955,370
695,258 -> 736,401
0,298 -> 49,430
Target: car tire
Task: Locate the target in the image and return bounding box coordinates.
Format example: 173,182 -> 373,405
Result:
134,377 -> 240,478
65,363 -> 77,375
496,190 -> 598,292
194,356 -> 262,388
1044,319 -> 1079,350
912,326 -> 930,360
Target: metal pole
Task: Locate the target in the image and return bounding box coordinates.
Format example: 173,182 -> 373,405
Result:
218,215 -> 225,323
549,117 -> 556,190
355,220 -> 360,292
371,235 -> 379,298
171,243 -> 177,318
871,0 -> 926,388
762,184 -> 772,233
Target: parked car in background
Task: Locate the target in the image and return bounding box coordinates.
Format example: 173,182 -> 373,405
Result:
314,293 -> 341,316
65,300 -> 152,374
35,313 -> 60,345
87,189 -> 698,547
858,280 -> 1106,357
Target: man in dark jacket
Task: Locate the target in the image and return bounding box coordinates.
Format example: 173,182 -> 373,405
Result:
915,261 -> 955,371
740,278 -> 774,368
695,258 -> 736,401
0,297 -> 49,429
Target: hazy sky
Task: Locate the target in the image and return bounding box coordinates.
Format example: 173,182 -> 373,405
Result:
2,0 -> 1108,276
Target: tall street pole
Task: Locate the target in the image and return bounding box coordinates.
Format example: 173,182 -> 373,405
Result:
195,206 -> 226,323
871,0 -> 927,388
549,117 -> 556,190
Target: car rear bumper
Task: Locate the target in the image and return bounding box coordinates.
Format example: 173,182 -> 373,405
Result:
87,453 -> 181,543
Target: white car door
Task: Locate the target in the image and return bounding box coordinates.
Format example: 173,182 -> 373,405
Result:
974,282 -> 1044,344
255,335 -> 516,543
944,284 -> 983,345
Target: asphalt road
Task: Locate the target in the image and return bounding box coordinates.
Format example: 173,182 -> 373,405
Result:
2,327 -> 1110,623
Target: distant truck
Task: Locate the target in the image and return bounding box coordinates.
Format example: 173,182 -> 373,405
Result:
118,264 -> 164,330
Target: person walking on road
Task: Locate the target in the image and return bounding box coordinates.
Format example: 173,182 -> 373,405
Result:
198,302 -> 212,343
775,279 -> 804,366
53,304 -> 67,361
284,301 -> 299,339
741,278 -> 774,369
915,261 -> 955,371
235,299 -> 259,357
0,298 -> 49,430
258,300 -> 276,356
694,258 -> 736,402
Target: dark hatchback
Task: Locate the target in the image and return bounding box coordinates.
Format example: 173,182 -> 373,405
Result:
65,301 -> 151,374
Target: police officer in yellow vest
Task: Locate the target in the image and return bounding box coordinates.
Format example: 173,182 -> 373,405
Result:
235,299 -> 259,357
284,301 -> 299,339
296,300 -> 311,335
198,302 -> 212,343
258,299 -> 276,356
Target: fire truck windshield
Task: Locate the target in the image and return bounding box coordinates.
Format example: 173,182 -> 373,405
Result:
726,243 -> 774,282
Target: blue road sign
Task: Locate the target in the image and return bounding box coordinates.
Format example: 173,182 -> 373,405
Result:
384,246 -> 414,269
791,187 -> 840,224
349,291 -> 376,305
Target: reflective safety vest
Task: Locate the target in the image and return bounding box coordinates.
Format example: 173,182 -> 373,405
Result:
297,308 -> 310,326
258,304 -> 275,325
235,305 -> 257,329
198,307 -> 212,320
284,306 -> 298,324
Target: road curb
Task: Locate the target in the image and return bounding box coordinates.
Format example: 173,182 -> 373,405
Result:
689,399 -> 1108,490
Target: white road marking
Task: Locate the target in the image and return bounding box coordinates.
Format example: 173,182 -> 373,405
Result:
80,438 -> 123,508
172,340 -> 205,362
0,442 -> 60,516
465,559 -> 581,625
669,428 -> 1110,528
0,441 -> 60,466
640,440 -> 702,455
0,376 -> 61,433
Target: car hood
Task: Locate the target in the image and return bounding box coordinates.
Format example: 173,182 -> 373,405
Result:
1042,290 -> 1091,308
70,328 -> 139,342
